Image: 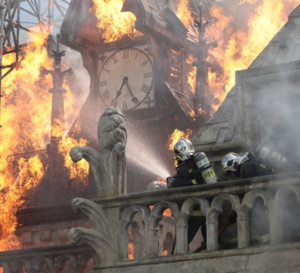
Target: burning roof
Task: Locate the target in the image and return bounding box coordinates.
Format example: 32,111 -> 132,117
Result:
192,4 -> 300,162
1,0 -> 299,252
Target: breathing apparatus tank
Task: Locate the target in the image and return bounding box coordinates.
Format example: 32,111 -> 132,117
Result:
255,144 -> 288,171
194,152 -> 218,184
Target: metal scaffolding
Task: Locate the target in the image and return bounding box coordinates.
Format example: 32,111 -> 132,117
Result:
0,0 -> 70,126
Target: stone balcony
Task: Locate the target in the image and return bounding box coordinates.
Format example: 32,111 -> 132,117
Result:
1,172 -> 300,273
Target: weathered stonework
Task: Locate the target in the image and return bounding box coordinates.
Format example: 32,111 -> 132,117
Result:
69,107 -> 127,198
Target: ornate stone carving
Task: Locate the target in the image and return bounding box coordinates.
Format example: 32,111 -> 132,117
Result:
69,198 -> 118,265
69,106 -> 127,198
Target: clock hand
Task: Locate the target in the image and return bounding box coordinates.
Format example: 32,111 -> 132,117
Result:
111,77 -> 127,106
124,77 -> 140,104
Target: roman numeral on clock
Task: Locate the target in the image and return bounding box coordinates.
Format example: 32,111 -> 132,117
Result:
141,59 -> 150,67
111,55 -> 118,64
110,98 -> 117,107
132,97 -> 140,105
122,48 -> 129,59
99,80 -> 107,86
100,89 -> 110,101
140,84 -> 151,93
144,72 -> 153,78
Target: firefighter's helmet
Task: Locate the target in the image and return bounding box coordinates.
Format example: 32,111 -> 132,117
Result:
173,138 -> 195,161
221,152 -> 241,172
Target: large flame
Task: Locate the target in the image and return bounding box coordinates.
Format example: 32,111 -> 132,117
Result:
207,0 -> 300,112
178,0 -> 300,113
91,0 -> 141,43
0,26 -> 87,251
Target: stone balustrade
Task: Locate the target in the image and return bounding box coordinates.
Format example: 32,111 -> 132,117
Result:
111,171 -> 300,259
0,244 -> 96,273
1,172 -> 300,273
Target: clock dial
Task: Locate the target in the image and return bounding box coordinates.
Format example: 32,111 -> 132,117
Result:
98,47 -> 154,111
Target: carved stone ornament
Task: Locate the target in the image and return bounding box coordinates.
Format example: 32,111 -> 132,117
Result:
69,106 -> 127,198
68,197 -> 118,265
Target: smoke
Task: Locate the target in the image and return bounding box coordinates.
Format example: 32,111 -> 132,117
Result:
251,73 -> 300,170
62,46 -> 90,131
126,129 -> 172,180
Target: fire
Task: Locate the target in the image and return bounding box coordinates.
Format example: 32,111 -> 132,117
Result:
168,128 -> 192,151
176,0 -> 193,28
91,0 -> 141,43
0,26 -> 87,250
128,226 -> 134,259
208,0 -> 300,112
176,0 -> 300,113
186,54 -> 197,95
58,124 -> 89,184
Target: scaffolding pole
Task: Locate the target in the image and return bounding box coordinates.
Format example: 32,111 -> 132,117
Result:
0,0 -> 5,128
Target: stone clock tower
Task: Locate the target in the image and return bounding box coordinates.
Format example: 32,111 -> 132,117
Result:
60,0 -> 208,192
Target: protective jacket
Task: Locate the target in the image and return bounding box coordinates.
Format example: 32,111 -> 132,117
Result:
235,153 -> 274,178
167,156 -> 205,188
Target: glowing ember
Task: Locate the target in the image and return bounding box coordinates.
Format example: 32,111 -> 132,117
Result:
162,249 -> 168,256
128,227 -> 134,259
91,0 -> 141,43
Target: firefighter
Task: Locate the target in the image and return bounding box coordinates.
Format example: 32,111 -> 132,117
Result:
166,138 -> 218,253
167,138 -> 218,188
221,151 -> 273,245
221,151 -> 274,179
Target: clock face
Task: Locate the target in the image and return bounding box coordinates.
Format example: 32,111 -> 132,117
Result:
98,47 -> 154,111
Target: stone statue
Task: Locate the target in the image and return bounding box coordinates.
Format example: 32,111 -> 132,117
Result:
69,106 -> 127,197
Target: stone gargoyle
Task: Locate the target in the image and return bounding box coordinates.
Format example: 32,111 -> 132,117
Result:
69,106 -> 127,198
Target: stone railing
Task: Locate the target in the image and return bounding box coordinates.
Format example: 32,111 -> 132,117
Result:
92,171 -> 300,261
1,172 -> 300,273
0,244 -> 97,273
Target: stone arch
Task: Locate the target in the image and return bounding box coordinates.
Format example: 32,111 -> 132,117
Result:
54,255 -> 76,273
32,257 -> 53,273
163,232 -> 174,255
0,262 -> 10,273
240,189 -> 270,248
10,259 -> 31,273
208,194 -> 241,251
175,197 -> 210,254
273,185 -> 300,244
119,205 -> 150,259
76,253 -> 96,273
211,194 -> 241,212
147,201 -> 179,257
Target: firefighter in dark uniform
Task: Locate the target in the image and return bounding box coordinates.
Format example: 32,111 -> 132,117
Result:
167,138 -> 218,253
221,151 -> 274,245
221,151 -> 274,179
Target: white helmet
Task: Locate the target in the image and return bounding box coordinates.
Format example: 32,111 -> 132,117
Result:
221,152 -> 250,172
173,138 -> 195,161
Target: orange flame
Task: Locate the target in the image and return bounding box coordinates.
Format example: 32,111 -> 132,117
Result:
208,0 -> 300,112
176,0 -> 193,28
58,124 -> 89,185
91,0 -> 141,43
0,26 -> 87,250
128,227 -> 134,259
177,0 -> 299,113
168,128 -> 192,151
